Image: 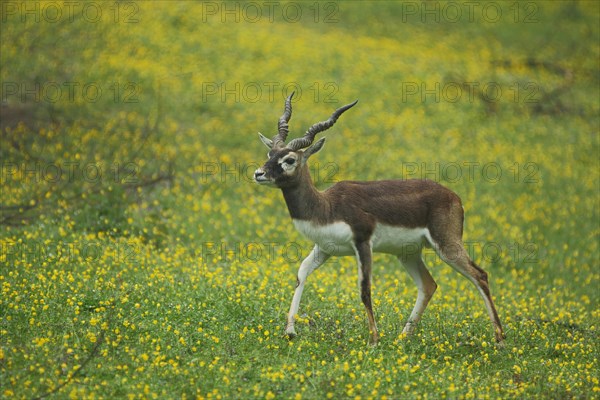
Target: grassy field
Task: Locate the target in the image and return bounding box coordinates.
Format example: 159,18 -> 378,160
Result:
1,1 -> 599,398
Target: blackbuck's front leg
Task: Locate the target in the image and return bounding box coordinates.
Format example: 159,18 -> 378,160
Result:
353,241 -> 379,345
286,245 -> 330,338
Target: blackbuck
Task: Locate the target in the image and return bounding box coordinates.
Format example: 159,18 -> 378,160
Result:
253,93 -> 505,345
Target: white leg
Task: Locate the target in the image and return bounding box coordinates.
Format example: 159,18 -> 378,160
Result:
399,255 -> 437,335
286,245 -> 330,337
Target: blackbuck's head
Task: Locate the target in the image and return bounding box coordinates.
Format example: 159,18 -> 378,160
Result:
254,92 -> 358,188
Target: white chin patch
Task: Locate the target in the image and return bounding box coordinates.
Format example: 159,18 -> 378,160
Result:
255,178 -> 277,187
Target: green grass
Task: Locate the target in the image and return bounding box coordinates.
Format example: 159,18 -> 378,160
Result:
1,1 -> 599,398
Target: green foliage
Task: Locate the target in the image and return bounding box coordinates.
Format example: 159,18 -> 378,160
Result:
1,1 -> 599,398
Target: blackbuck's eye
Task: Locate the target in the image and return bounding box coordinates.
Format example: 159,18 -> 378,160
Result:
284,158 -> 296,165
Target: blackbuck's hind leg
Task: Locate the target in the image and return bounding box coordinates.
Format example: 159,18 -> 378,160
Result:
433,240 -> 505,343
398,253 -> 437,336
353,241 -> 378,345
286,245 -> 330,338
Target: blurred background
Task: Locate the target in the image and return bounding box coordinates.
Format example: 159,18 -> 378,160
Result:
1,1 -> 599,398
0,1 -> 598,231
2,1 -> 598,238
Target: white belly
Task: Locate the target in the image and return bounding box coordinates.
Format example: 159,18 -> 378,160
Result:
293,219 -> 430,256
371,224 -> 430,256
293,220 -> 355,255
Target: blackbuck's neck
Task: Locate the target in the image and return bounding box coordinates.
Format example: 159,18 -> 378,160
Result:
281,167 -> 329,221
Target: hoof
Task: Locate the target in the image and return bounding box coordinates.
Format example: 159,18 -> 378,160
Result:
402,322 -> 416,336
495,334 -> 507,348
495,327 -> 506,345
285,326 -> 297,339
368,331 -> 379,346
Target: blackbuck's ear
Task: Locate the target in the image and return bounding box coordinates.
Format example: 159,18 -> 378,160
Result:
303,137 -> 326,160
258,132 -> 273,149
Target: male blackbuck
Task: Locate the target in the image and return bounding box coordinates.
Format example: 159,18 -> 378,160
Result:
253,93 -> 505,345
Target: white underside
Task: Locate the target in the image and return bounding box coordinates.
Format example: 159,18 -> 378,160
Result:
293,219 -> 433,257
